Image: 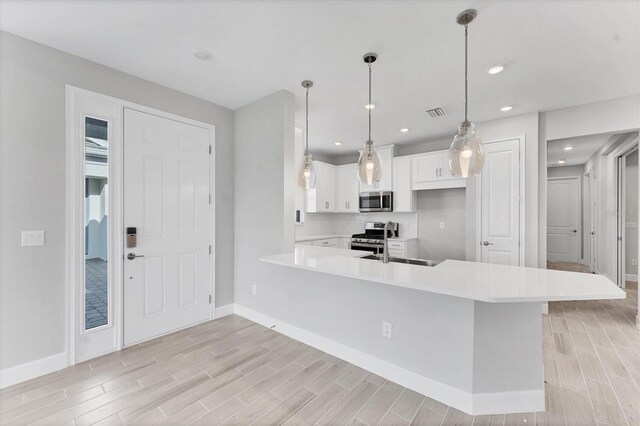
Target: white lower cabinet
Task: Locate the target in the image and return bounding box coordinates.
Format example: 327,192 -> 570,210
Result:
312,238 -> 338,248
386,240 -> 417,258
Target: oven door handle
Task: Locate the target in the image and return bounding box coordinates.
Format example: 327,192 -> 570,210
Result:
351,242 -> 383,249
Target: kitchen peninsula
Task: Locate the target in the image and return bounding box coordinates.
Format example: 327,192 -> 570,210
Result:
253,246 -> 625,416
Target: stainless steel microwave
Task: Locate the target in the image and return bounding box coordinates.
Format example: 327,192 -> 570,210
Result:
359,191 -> 393,212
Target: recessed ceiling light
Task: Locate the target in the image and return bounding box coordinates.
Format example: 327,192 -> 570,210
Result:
400,128 -> 409,133
194,49 -> 212,60
334,141 -> 342,146
488,65 -> 504,75
364,103 -> 375,110
500,105 -> 513,112
563,146 -> 573,151
558,160 -> 566,164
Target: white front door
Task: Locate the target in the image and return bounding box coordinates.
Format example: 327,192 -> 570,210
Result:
547,177 -> 580,263
123,108 -> 211,346
480,139 -> 521,265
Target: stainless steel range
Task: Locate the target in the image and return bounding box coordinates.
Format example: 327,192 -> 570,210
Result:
350,221 -> 398,254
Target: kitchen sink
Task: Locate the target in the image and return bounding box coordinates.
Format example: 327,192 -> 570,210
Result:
360,254 -> 439,267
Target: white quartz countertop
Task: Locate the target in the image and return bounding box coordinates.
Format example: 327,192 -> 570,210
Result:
294,234 -> 351,242
295,234 -> 417,242
260,246 -> 625,303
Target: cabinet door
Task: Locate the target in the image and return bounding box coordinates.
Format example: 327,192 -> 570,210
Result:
359,145 -> 394,192
335,164 -> 359,212
412,153 -> 440,184
438,152 -> 454,179
313,238 -> 338,247
393,157 -> 414,212
316,162 -> 335,211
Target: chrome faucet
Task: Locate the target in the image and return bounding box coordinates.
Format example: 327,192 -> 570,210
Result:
382,221 -> 394,263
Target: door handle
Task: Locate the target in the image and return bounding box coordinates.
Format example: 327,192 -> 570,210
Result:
572,230 -> 578,233
482,241 -> 494,246
127,252 -> 144,260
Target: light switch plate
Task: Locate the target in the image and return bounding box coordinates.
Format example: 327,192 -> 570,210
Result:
21,230 -> 45,246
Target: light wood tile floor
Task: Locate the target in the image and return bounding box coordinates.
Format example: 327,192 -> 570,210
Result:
1,284 -> 638,425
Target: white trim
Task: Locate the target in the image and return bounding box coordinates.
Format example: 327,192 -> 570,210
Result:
626,274 -> 638,282
232,304 -> 544,415
0,352 -> 68,389
607,135 -> 639,287
215,304 -> 234,319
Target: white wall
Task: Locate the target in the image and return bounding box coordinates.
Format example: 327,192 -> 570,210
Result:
416,188 -> 467,262
547,165 -> 584,179
234,90 -> 295,307
626,150 -> 638,277
0,32 -> 235,370
538,95 -> 640,270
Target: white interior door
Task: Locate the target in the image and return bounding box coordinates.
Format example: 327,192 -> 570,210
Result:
480,139 -> 520,265
124,109 -> 211,346
547,177 -> 580,263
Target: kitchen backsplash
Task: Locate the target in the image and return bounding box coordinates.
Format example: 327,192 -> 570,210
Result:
296,212 -> 418,239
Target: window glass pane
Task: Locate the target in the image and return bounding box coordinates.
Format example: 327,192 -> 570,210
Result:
84,117 -> 109,330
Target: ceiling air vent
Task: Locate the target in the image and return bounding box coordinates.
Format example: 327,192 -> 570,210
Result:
426,107 -> 446,118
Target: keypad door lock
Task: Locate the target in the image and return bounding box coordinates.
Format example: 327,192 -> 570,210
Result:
126,227 -> 137,248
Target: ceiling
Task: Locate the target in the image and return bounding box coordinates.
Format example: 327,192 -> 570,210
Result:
1,1 -> 638,155
547,132 -> 619,167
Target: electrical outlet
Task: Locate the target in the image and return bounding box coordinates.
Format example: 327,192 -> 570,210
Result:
382,321 -> 392,338
439,222 -> 445,230
632,259 -> 638,266
252,285 -> 257,296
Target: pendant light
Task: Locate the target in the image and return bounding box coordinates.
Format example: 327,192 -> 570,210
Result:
449,9 -> 484,178
299,80 -> 317,190
357,53 -> 382,186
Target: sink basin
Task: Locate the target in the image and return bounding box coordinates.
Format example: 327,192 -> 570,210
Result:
360,254 -> 439,267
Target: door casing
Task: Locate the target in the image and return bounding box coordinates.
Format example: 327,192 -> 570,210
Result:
65,85 -> 216,366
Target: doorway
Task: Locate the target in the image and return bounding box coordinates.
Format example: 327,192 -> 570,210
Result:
66,87 -> 215,364
546,131 -> 639,283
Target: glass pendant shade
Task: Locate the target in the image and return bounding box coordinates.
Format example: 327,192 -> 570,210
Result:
299,153 -> 317,190
357,141 -> 382,185
449,121 -> 484,178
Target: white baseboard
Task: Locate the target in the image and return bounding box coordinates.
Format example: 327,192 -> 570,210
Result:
625,274 -> 638,282
0,352 -> 68,389
232,304 -> 544,415
215,303 -> 234,319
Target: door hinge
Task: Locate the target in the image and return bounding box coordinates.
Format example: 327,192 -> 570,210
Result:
209,245 -> 212,254
209,194 -> 212,204
209,294 -> 212,304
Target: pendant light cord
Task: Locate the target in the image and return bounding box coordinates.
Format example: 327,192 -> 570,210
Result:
368,63 -> 372,143
464,23 -> 468,123
305,86 -> 309,155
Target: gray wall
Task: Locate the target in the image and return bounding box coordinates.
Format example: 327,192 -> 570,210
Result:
416,188 -> 467,262
0,32 -> 235,370
234,90 -> 295,307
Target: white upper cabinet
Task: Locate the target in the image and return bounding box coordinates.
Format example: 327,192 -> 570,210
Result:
411,150 -> 465,190
359,144 -> 397,193
306,161 -> 336,212
393,156 -> 416,212
335,164 -> 359,212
